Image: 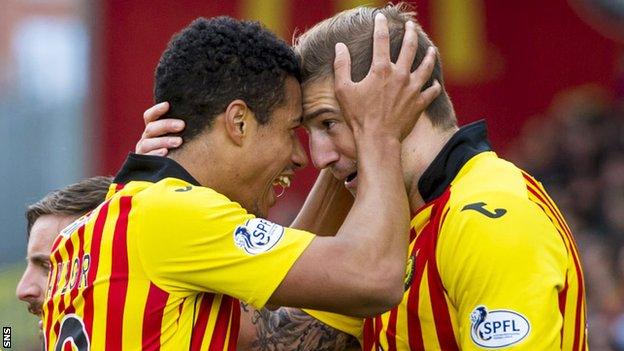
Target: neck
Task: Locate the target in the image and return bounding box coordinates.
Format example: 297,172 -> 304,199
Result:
403,117 -> 458,213
168,138 -> 231,194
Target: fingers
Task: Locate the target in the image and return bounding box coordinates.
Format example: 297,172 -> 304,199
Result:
333,42 -> 353,91
411,46 -> 437,89
371,13 -> 391,75
143,102 -> 170,126
396,21 -> 419,72
144,148 -> 168,157
135,136 -> 182,155
142,118 -> 184,138
417,79 -> 442,106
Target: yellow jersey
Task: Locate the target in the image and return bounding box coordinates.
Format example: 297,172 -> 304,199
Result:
42,154 -> 314,350
307,121 -> 587,350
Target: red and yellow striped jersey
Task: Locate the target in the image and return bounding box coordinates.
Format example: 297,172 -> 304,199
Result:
42,154 -> 314,350
307,121 -> 587,350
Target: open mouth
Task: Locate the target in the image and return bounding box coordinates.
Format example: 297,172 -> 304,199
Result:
273,175 -> 292,188
345,171 -> 358,182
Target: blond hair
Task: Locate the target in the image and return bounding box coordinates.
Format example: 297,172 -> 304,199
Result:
294,3 -> 456,129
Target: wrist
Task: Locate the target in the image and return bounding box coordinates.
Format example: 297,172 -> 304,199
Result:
354,130 -> 401,151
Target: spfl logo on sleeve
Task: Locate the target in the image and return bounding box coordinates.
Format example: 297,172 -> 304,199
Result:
470,306 -> 530,348
234,218 -> 285,255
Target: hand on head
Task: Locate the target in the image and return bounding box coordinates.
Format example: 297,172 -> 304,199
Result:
135,102 -> 184,156
332,13 -> 441,141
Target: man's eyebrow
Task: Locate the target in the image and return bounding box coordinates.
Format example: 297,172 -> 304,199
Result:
27,254 -> 50,263
302,107 -> 338,123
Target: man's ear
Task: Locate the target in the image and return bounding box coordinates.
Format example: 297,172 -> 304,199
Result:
223,100 -> 253,146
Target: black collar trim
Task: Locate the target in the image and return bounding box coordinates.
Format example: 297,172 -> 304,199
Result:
114,153 -> 200,186
418,120 -> 492,202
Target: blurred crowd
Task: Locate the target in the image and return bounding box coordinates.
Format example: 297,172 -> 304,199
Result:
508,84 -> 624,350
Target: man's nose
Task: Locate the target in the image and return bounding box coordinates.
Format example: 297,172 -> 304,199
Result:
16,269 -> 43,304
309,133 -> 340,170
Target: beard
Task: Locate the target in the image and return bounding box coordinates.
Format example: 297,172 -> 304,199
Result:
28,302 -> 43,316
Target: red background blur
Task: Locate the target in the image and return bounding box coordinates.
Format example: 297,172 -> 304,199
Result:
98,0 -> 622,219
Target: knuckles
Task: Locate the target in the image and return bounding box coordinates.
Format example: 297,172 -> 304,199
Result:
395,69 -> 410,84
371,61 -> 391,76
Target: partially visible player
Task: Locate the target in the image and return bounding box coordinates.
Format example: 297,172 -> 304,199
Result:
16,177 -> 112,331
42,15 -> 441,351
15,130 -> 184,340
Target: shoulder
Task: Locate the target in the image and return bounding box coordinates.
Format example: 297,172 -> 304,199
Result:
442,153 -> 548,234
442,189 -> 558,252
135,178 -> 247,216
437,192 -> 568,292
449,152 -> 529,205
129,178 -> 254,237
438,156 -> 567,268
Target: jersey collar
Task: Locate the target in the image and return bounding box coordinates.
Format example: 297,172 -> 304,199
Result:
418,120 -> 492,202
114,153 -> 201,186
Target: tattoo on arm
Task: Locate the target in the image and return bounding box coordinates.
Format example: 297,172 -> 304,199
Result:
241,302 -> 250,313
247,306 -> 359,351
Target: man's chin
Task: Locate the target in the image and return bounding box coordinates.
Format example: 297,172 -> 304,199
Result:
249,202 -> 268,219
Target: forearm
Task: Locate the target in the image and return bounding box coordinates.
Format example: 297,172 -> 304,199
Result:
267,143 -> 410,315
291,169 -> 353,236
238,303 -> 359,351
337,134 -> 410,281
267,17 -> 432,314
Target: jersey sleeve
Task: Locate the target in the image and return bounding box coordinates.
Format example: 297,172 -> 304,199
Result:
134,181 -> 315,309
302,309 -> 364,343
438,192 -> 569,350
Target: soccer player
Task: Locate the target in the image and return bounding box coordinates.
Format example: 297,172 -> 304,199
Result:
295,6 -> 587,350
295,5 -> 587,350
141,4 -> 588,351
16,177 -> 112,332
15,146 -> 184,338
42,15 -> 440,351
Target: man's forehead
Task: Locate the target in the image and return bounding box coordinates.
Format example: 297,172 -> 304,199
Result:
284,76 -> 302,104
28,215 -> 76,251
282,77 -> 303,118
302,78 -> 336,102
301,79 -> 340,123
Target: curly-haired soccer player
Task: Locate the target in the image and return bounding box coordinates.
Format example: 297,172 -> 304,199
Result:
42,15 -> 440,350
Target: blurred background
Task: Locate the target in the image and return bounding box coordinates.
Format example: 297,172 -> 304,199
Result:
0,0 -> 622,349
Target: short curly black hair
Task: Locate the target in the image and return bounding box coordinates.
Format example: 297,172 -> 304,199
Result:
154,16 -> 300,142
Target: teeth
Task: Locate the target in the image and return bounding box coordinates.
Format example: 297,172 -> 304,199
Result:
274,176 -> 291,188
